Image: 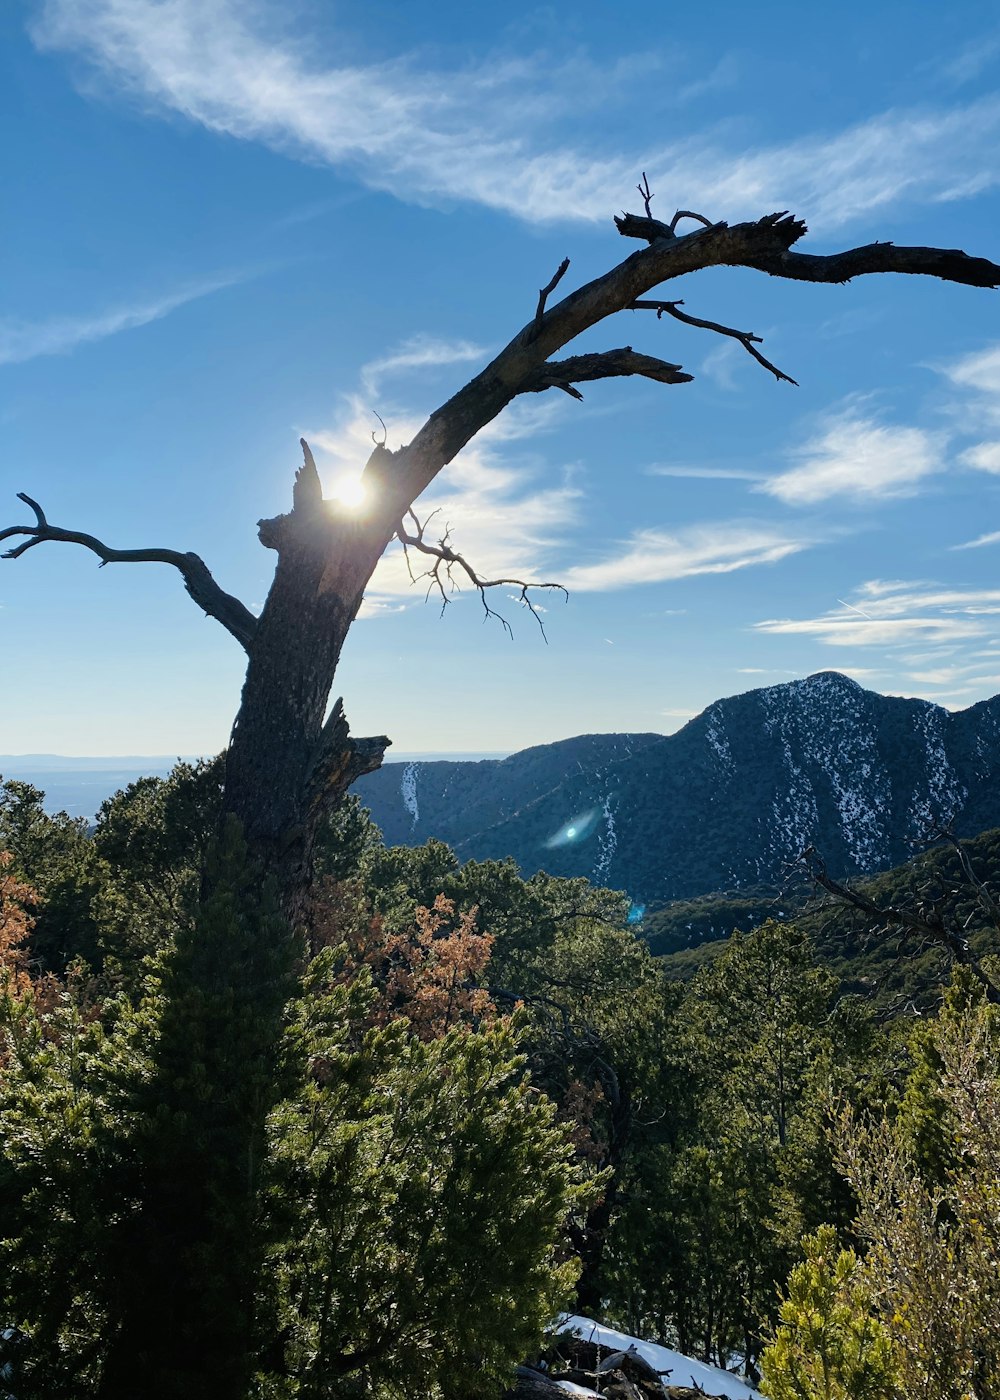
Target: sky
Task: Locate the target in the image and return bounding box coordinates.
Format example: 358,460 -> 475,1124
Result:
4,0 -> 1000,758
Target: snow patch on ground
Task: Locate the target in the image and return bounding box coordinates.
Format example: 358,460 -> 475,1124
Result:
704,706 -> 733,769
558,1316 -> 763,1399
760,673 -> 890,869
400,762 -> 419,827
592,795 -> 617,885
909,706 -> 966,838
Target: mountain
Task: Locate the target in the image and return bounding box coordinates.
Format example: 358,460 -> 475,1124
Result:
355,673 -> 1000,905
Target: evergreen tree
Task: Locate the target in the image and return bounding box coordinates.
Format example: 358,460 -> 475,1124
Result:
0,780 -> 104,973
760,1226 -> 897,1400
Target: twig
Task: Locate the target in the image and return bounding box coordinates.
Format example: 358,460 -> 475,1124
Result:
395,508 -> 567,640
630,298 -> 798,385
637,172 -> 654,218
533,257 -> 571,336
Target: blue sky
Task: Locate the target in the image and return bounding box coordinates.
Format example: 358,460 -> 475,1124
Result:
4,0 -> 1000,757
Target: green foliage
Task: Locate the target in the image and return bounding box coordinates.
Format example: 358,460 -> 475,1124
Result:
1,812 -> 591,1399
0,963 -> 164,1397
643,884 -> 797,958
263,976 -> 585,1398
0,779 -> 104,972
760,1226 -> 897,1400
653,827 -> 1000,1010
606,921 -> 871,1368
89,757 -> 224,980
836,998 -> 1000,1400
312,795 -> 382,884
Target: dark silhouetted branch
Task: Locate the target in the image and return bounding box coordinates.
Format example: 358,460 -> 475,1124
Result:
533,257 -> 571,337
0,492 -> 258,652
306,697 -> 389,819
747,241 -> 1000,288
523,347 -> 693,399
395,508 -> 566,638
630,297 -> 798,384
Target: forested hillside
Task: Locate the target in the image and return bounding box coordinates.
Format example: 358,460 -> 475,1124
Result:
356,673 -> 1000,903
651,826 -> 1000,1005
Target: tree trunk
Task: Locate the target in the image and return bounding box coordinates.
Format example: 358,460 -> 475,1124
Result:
221,446 -> 394,913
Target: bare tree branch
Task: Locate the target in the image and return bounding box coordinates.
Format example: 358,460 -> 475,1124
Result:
0,492 -> 259,652
522,347 -> 693,399
801,845 -> 1000,1007
395,508 -> 566,639
615,209 -> 727,243
933,829 -> 1000,932
630,297 -> 798,384
637,171 -> 654,218
390,209 -> 1000,513
532,257 -> 570,337
668,208 -> 716,234
746,241 -> 1000,288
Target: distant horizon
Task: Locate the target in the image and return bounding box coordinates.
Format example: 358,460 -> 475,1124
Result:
3,669 -> 998,769
0,749 -> 514,768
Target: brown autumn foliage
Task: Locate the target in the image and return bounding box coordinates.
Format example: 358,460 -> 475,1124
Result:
0,849 -> 37,998
311,881 -> 497,1038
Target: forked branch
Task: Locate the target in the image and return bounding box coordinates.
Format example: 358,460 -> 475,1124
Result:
533,257 -> 571,336
0,493 -> 259,652
395,508 -> 567,638
630,298 -> 797,384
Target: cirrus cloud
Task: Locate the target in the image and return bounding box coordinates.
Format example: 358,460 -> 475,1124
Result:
30,0 -> 1000,231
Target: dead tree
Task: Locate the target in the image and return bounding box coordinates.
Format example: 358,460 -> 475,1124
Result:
5,194 -> 1000,908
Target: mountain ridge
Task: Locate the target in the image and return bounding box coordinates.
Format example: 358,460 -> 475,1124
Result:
354,672 -> 1000,905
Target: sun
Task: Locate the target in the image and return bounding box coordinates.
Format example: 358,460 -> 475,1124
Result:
331,476 -> 368,512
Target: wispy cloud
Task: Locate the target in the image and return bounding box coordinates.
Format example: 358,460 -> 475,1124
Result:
0,270 -> 247,366
360,335 -> 487,398
754,580 -> 1000,651
558,522 -> 807,592
945,344 -> 1000,405
939,32 -> 1000,86
961,443 -> 1000,472
646,463 -> 765,481
31,0 -> 1000,230
760,409 -> 942,505
952,529 -> 1000,551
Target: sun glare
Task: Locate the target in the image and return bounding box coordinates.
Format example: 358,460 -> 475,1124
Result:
331,476 -> 368,511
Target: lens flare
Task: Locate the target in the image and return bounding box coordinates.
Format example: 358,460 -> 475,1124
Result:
544,808 -> 599,849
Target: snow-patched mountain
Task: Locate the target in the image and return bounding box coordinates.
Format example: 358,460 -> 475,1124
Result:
354,673 -> 1000,904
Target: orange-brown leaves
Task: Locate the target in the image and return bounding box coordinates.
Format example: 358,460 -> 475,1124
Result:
0,849 -> 37,998
386,895 -> 496,1037
311,881 -> 497,1038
